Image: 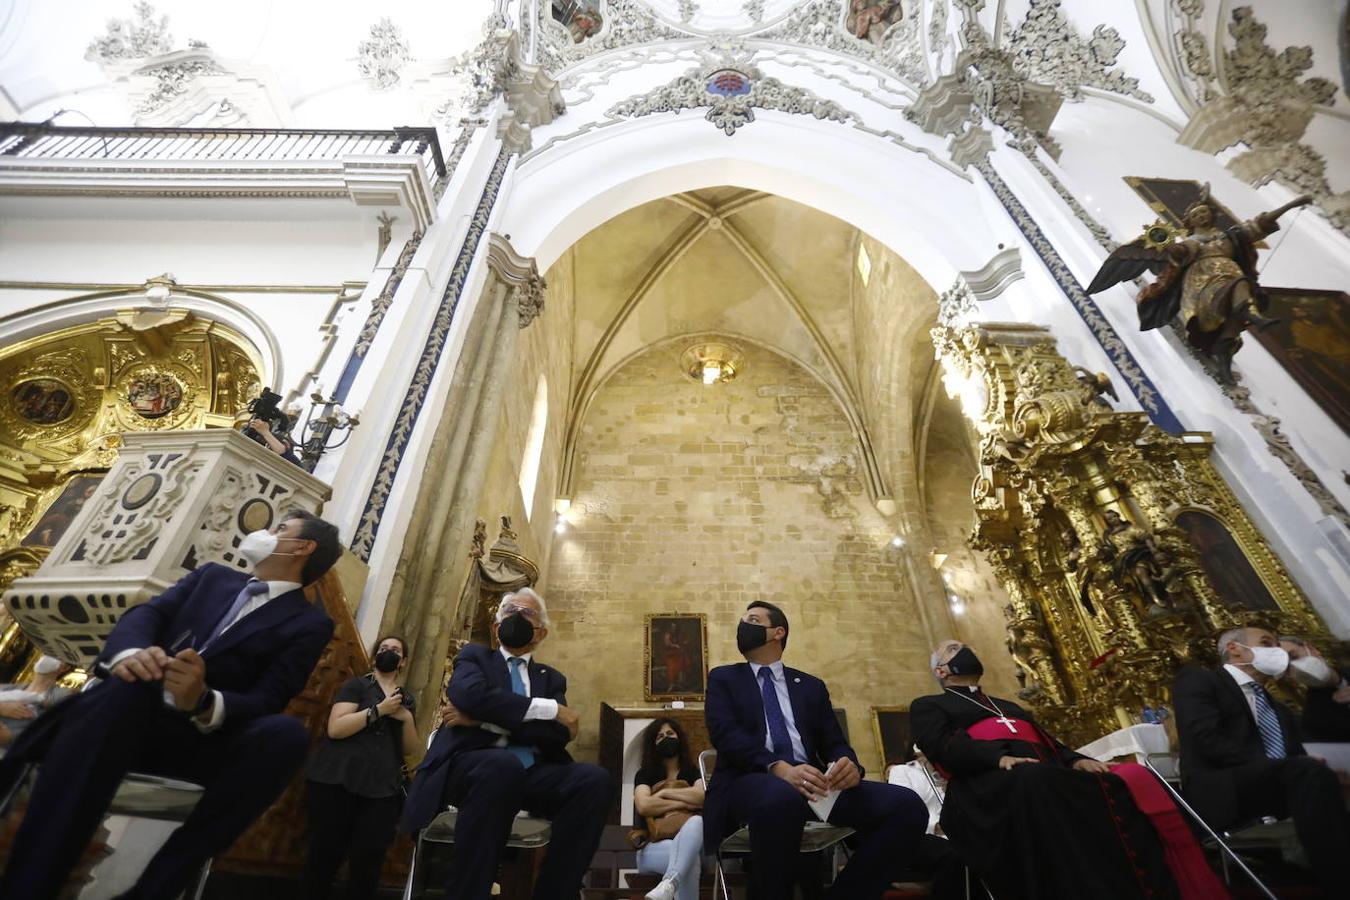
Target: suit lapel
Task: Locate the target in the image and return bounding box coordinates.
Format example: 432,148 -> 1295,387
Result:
784,667 -> 812,758
1217,667 -> 1259,741
202,588 -> 306,658
489,648 -> 514,691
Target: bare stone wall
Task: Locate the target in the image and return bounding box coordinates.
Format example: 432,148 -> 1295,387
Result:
541,339 -> 936,771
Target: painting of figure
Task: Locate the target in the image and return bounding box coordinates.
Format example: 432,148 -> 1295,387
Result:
1252,287 -> 1350,435
21,475 -> 104,548
644,613 -> 707,701
11,378 -> 74,425
846,0 -> 904,46
872,706 -> 912,771
127,373 -> 183,419
553,0 -> 603,44
1175,510 -> 1279,612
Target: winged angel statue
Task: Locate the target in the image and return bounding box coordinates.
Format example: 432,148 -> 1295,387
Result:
1086,186 -> 1311,383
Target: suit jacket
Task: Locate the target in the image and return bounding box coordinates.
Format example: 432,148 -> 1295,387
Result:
400,641 -> 573,833
1302,666 -> 1350,743
1172,664 -> 1305,828
702,662 -> 860,851
10,563 -> 333,758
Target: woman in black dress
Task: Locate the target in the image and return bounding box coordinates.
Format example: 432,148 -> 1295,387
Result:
633,718 -> 706,900
300,635 -> 418,899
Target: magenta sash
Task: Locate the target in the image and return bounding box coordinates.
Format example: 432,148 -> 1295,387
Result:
1109,763 -> 1231,900
958,723 -> 1230,899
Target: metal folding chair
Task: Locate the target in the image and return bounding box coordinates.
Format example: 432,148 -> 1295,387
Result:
0,764 -> 211,899
1139,753 -> 1280,900
402,806 -> 551,900
697,749 -> 855,900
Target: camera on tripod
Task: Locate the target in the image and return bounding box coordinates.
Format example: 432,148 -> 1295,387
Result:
241,388 -> 292,447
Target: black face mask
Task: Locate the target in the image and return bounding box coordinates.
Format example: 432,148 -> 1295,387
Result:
737,620 -> 770,654
945,646 -> 984,677
374,649 -> 402,673
497,613 -> 535,650
655,736 -> 680,758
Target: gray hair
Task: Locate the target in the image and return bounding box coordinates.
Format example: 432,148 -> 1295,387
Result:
1278,635 -> 1305,647
930,639 -> 960,685
498,587 -> 551,628
1216,627 -> 1248,662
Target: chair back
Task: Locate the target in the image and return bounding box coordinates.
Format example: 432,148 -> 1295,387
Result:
698,749 -> 717,787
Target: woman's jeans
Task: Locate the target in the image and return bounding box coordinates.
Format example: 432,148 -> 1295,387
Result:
636,815 -> 704,900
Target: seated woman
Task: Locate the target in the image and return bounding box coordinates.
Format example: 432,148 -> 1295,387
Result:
300,635 -> 418,900
0,655 -> 74,747
633,718 -> 706,900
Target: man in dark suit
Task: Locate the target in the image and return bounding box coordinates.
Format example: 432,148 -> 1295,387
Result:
0,508 -> 341,900
402,587 -> 609,900
704,601 -> 927,899
1173,624 -> 1350,897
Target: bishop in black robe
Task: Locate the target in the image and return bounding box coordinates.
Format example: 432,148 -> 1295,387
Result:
911,641 -> 1183,900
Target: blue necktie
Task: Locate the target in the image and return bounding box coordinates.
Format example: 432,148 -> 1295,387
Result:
759,667 -> 796,764
1250,683 -> 1287,759
202,580 -> 269,649
507,657 -> 535,768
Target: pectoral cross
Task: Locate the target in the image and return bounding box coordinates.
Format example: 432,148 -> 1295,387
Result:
995,715 -> 1019,733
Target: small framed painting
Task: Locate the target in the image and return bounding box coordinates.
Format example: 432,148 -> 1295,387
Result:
644,613 -> 708,702
871,706 -> 913,769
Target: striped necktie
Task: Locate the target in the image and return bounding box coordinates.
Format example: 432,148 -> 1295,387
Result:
1249,682 -> 1287,759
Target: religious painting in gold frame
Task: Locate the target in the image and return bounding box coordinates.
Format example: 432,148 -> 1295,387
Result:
871,705 -> 912,770
1123,176 -> 1246,233
20,473 -> 105,549
644,613 -> 708,702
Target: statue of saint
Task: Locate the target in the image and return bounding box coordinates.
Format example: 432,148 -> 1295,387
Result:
1086,186 -> 1312,382
1098,510 -> 1173,613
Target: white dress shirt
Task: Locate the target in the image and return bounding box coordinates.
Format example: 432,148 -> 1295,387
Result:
887,762 -> 943,834
110,578 -> 301,732
497,646 -> 558,720
1223,663 -> 1261,721
748,659 -> 809,764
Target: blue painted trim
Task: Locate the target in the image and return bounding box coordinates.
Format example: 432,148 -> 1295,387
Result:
348,147 -> 514,561
978,162 -> 1186,435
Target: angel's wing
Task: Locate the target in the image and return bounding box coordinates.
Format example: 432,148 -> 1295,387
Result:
1085,238 -> 1170,295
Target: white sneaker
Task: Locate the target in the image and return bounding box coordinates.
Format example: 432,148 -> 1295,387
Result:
644,879 -> 677,900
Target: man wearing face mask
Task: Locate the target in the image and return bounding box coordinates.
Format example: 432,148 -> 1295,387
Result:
0,509 -> 341,900
1280,636 -> 1350,744
1174,625 -> 1350,896
703,601 -> 929,899
401,587 -> 610,900
912,639 -> 1188,900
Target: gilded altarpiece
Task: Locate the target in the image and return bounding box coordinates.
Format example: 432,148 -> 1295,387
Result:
932,322 -> 1328,745
0,310 -> 263,676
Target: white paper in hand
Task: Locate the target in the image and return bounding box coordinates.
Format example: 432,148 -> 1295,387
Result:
807,788 -> 841,822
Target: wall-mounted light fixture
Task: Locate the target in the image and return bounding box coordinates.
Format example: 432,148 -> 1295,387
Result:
681,342 -> 743,386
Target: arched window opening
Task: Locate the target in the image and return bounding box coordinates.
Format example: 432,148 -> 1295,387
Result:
519,375 -> 549,520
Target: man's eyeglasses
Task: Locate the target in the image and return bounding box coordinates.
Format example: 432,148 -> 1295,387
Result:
499,603 -> 541,622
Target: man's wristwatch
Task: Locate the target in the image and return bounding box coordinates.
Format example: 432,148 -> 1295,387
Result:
193,689 -> 215,719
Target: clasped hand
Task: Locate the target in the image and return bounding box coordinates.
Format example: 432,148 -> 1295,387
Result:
771,757 -> 860,800
112,645 -> 207,712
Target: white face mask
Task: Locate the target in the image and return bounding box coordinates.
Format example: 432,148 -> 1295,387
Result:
1289,654 -> 1335,687
238,530 -> 279,566
1240,643 -> 1289,678
33,655 -> 62,675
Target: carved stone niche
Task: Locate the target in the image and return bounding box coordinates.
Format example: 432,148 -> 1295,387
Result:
3,429 -> 330,664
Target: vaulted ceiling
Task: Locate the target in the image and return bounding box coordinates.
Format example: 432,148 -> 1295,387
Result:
553,187 -> 942,505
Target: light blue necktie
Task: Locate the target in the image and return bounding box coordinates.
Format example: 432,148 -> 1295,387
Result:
202,580 -> 269,649
1250,683 -> 1287,759
506,657 -> 536,768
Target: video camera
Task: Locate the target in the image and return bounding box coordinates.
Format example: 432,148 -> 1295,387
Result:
241,388 -> 292,446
